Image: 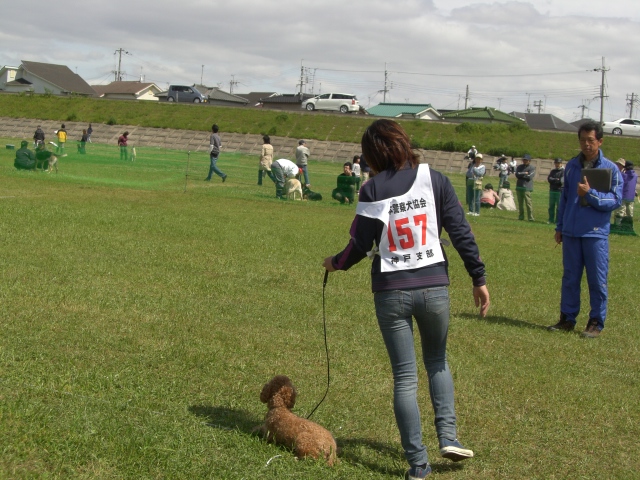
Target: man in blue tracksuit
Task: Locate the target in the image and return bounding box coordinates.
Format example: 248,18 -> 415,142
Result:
548,121 -> 622,338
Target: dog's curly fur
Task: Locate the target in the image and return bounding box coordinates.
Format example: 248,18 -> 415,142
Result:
254,375 -> 337,466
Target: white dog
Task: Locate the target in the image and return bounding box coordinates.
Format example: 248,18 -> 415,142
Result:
285,178 -> 303,201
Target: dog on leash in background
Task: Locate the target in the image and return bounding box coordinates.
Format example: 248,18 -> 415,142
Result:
285,178 -> 303,200
253,375 -> 337,466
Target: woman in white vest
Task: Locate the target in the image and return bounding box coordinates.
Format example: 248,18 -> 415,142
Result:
323,119 -> 490,480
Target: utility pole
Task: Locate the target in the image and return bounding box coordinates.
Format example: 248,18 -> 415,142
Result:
497,97 -> 503,110
593,57 -> 609,124
626,93 -> 637,118
533,100 -> 543,114
298,60 -> 305,97
578,99 -> 590,119
379,63 -> 390,103
229,75 -> 239,94
525,93 -> 532,113
464,85 -> 470,109
201,65 -> 204,86
114,48 -> 129,81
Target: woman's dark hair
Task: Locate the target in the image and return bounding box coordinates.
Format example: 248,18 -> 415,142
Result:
123,131 -> 129,136
361,119 -> 419,174
263,135 -> 270,144
353,155 -> 360,162
484,183 -> 494,190
212,124 -> 219,133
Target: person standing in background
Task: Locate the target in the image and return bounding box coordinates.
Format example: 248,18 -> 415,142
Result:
56,124 -> 67,155
515,154 -> 535,221
295,139 -> 311,187
118,131 -> 129,161
547,158 -> 564,224
258,135 -> 275,185
87,124 -> 93,143
204,124 -> 227,182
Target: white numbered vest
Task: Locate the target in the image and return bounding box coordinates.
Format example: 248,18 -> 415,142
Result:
356,164 -> 444,272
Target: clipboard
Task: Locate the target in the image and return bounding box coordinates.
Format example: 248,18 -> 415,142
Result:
580,168 -> 612,206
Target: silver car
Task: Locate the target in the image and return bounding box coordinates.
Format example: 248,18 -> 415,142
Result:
602,118 -> 640,136
302,93 -> 359,113
166,85 -> 207,103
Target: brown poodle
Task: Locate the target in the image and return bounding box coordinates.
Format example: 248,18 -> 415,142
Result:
254,375 -> 337,466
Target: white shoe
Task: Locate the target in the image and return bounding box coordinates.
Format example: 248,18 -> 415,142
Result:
466,212 -> 473,215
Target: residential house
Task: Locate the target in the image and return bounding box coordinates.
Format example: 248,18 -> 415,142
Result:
0,60 -> 95,96
193,85 -> 249,107
258,93 -> 315,111
236,92 -> 277,107
510,112 -> 578,132
441,107 -> 523,124
366,103 -> 440,120
92,81 -> 162,101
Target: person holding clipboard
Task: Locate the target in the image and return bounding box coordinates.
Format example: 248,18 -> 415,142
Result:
548,121 -> 623,338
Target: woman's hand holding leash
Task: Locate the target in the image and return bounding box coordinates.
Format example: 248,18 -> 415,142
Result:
322,257 -> 336,272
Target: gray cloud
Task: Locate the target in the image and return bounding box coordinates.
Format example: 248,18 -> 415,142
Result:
1,0 -> 639,121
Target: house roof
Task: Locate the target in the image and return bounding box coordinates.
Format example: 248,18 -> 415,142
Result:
91,81 -> 160,96
236,92 -> 277,107
442,107 -> 522,123
510,112 -> 578,132
366,103 -> 437,117
194,85 -> 248,104
570,118 -> 596,128
260,93 -> 315,104
20,60 -> 96,95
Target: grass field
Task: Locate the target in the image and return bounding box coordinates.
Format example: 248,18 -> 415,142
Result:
1,140 -> 639,479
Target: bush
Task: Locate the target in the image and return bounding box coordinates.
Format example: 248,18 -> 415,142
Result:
66,113 -> 78,122
106,117 -> 117,126
275,113 -> 289,123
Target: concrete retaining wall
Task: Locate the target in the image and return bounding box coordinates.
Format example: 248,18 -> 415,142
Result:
0,116 -> 556,181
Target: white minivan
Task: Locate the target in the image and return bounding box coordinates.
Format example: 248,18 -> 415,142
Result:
302,93 -> 359,113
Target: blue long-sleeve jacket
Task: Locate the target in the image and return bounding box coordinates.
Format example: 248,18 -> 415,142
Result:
556,150 -> 622,238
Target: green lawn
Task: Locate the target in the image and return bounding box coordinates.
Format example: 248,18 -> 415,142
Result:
1,140 -> 639,479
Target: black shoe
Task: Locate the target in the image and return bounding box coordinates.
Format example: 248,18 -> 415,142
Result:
204,178 -> 211,181
581,319 -> 602,338
222,175 -> 227,183
548,316 -> 575,332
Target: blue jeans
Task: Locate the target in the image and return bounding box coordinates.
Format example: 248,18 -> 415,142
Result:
206,155 -> 226,180
374,286 -> 457,467
297,164 -> 309,185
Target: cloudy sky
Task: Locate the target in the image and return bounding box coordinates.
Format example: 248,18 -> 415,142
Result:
1,0 -> 638,122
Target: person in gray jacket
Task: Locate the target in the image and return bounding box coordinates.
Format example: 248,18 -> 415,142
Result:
295,139 -> 311,187
515,154 -> 535,221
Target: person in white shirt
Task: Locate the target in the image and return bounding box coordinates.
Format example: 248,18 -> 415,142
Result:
271,159 -> 301,199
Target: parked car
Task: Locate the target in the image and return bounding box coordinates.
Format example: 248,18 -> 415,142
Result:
602,118 -> 640,136
301,93 -> 359,113
166,85 -> 207,103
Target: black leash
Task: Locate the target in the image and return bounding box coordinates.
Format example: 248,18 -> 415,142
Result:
306,269 -> 330,419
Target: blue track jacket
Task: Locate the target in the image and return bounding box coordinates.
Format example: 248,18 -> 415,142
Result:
556,150 -> 622,238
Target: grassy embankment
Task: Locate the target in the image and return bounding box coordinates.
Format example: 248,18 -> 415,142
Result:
1,93 -> 639,161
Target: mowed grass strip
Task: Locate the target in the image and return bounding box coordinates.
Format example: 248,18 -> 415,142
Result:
1,140 -> 639,479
